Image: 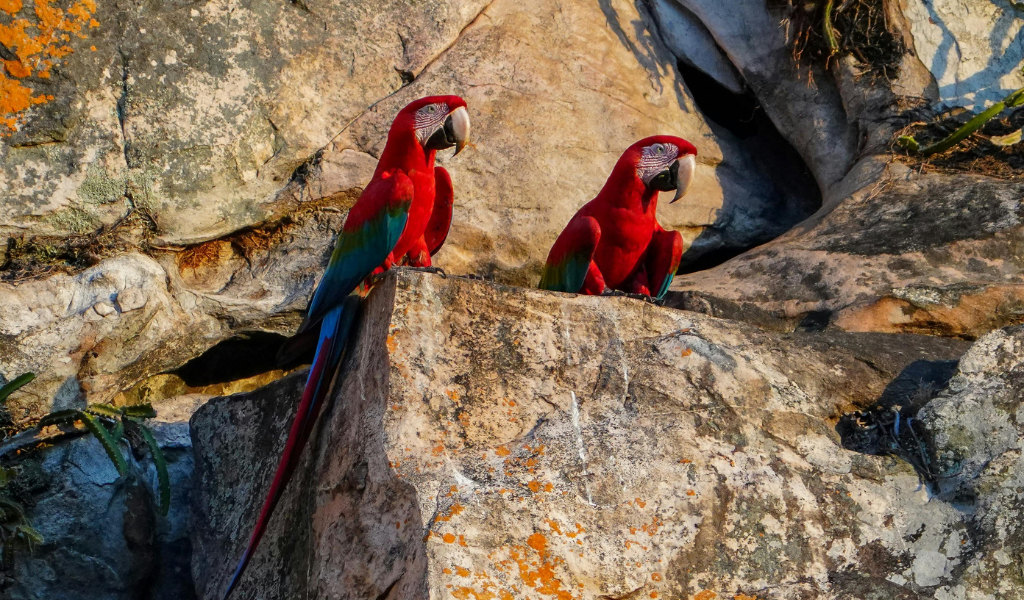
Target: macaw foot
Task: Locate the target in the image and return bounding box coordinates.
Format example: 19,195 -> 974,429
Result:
397,265 -> 448,279
601,288 -> 661,305
459,273 -> 492,281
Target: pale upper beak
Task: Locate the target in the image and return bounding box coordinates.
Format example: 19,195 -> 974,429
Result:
449,106 -> 470,156
670,153 -> 696,204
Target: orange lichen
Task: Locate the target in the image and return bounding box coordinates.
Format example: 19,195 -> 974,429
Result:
650,593 -> 659,599
452,587 -> 496,600
443,533 -> 457,544
526,533 -> 547,553
686,490 -> 696,496
528,480 -> 541,493
634,498 -> 646,508
681,348 -> 693,357
495,446 -> 511,457
651,573 -> 662,582
734,595 -> 759,600
444,568 -> 453,575
456,566 -> 471,577
0,0 -> 97,132
694,591 -> 717,600
432,444 -> 445,456
458,534 -> 468,547
386,334 -> 398,353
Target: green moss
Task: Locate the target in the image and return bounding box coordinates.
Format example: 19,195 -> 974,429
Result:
44,205 -> 100,235
77,163 -> 128,205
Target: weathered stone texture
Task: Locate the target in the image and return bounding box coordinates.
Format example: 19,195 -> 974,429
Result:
188,271 -> 1024,600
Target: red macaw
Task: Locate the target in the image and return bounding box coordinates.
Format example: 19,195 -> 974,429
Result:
222,95 -> 470,599
539,135 -> 696,300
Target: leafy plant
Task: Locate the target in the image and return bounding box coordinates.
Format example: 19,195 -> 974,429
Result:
898,70 -> 1024,155
0,467 -> 42,569
37,404 -> 170,516
0,374 -> 34,405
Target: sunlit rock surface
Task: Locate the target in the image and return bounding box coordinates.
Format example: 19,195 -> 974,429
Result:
186,271 -> 1024,600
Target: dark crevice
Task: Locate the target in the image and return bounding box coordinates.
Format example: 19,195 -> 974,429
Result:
116,50 -> 132,170
172,332 -> 289,388
836,358 -> 960,487
675,60 -> 821,274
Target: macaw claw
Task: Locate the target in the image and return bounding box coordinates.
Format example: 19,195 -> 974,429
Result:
601,288 -> 661,305
398,266 -> 448,279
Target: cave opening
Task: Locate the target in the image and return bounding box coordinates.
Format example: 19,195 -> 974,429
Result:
674,60 -> 822,274
173,332 -> 290,388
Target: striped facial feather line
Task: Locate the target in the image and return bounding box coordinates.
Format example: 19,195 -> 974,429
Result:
415,103 -> 449,144
636,143 -> 679,184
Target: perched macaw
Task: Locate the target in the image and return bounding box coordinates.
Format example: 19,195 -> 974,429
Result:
539,135 -> 696,300
222,95 -> 470,599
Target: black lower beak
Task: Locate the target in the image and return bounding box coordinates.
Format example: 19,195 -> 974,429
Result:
424,115 -> 458,151
647,160 -> 679,192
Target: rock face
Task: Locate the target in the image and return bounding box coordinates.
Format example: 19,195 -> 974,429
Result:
669,163 -> 1024,339
917,325 -> 1024,598
7,394 -> 198,600
1,0 -> 818,416
185,271 -> 1024,600
1,0 -> 815,278
657,1 -> 1024,339
903,0 -> 1024,110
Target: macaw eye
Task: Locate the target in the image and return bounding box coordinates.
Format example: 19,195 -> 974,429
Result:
655,144 -> 664,154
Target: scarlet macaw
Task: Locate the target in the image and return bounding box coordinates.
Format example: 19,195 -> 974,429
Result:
539,135 -> 696,300
222,95 -> 470,599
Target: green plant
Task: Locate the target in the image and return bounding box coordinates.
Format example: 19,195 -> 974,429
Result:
0,374 -> 34,405
0,467 -> 42,568
898,70 -> 1024,155
37,403 -> 170,516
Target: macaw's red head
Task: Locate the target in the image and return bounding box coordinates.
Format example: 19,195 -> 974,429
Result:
390,95 -> 471,157
615,135 -> 697,204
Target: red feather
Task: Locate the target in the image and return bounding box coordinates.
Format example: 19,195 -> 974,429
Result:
541,135 -> 694,298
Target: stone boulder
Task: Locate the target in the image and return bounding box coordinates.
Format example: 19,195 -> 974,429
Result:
903,0 -> 1024,111
188,270 -> 1024,600
656,1 -> 1024,340
6,394 -> 199,600
668,161 -> 1024,339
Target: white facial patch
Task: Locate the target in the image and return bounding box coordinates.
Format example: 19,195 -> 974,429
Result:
636,142 -> 679,184
415,102 -> 449,144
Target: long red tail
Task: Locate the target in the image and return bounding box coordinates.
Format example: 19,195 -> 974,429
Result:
222,296 -> 360,599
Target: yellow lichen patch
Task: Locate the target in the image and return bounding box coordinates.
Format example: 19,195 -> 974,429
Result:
0,0 -> 98,132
